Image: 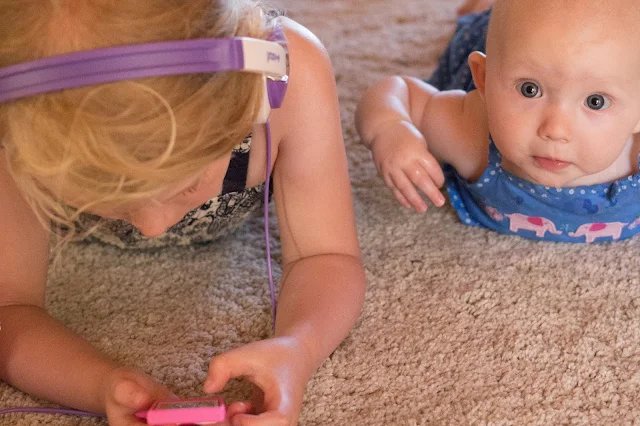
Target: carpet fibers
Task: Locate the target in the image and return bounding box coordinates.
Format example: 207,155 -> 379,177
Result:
3,1 -> 640,424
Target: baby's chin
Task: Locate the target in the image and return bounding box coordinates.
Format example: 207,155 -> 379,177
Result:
509,164 -> 580,188
522,174 -> 567,188
526,169 -> 604,188
502,160 -> 571,188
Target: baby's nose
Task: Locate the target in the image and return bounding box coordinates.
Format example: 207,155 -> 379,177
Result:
538,107 -> 573,143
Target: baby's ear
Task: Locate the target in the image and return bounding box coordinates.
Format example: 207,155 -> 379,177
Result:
468,51 -> 487,99
633,118 -> 640,134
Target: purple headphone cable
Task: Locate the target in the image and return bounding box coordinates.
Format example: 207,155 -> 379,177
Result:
0,407 -> 105,418
264,120 -> 278,328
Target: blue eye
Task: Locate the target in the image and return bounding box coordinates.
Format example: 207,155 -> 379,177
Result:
520,81 -> 541,98
585,94 -> 611,110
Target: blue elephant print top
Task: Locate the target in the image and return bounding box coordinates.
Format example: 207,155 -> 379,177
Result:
426,9 -> 640,243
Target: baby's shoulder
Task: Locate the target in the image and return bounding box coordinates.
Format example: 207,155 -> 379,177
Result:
437,89 -> 489,181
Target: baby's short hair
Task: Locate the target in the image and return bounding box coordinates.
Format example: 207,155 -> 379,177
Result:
486,0 -> 640,66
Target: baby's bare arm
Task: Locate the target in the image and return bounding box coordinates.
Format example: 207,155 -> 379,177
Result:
355,75 -> 430,151
0,153 -> 117,412
358,76 -> 486,167
419,81 -> 489,180
355,76 -> 488,210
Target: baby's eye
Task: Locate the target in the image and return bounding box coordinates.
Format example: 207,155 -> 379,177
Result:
519,81 -> 541,98
585,94 -> 611,111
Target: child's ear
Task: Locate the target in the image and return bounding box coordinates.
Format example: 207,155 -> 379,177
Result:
468,51 -> 487,98
633,119 -> 640,134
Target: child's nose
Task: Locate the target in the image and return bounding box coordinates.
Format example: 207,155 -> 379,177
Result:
129,207 -> 171,237
537,105 -> 573,143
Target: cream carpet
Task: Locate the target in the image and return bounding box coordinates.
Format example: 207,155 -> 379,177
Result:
3,0 -> 640,424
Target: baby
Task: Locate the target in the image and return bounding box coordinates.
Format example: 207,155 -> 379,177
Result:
356,0 -> 640,243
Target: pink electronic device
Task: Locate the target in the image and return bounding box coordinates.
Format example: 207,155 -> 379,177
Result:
135,397 -> 226,425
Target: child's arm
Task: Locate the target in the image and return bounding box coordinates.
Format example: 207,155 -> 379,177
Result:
203,19 -> 366,426
355,75 -> 488,212
0,153 -> 174,425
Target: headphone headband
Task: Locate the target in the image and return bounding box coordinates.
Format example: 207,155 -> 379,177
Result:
0,32 -> 289,118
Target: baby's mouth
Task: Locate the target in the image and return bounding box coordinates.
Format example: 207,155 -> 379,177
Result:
533,156 -> 571,171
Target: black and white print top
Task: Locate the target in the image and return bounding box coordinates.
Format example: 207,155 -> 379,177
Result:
74,135 -> 268,249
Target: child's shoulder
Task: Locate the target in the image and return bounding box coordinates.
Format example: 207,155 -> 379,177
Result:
269,17 -> 339,140
279,17 -> 330,70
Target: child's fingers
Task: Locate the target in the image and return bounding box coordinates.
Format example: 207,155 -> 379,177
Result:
227,401 -> 254,418
205,351 -> 259,394
119,418 -> 171,426
204,358 -> 234,394
229,411 -> 289,426
390,173 -> 427,212
113,380 -> 152,410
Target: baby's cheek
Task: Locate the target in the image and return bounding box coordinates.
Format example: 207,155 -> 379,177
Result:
579,146 -> 621,175
490,131 -> 524,163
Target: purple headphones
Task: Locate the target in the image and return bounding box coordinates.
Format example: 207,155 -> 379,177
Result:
0,27 -> 288,121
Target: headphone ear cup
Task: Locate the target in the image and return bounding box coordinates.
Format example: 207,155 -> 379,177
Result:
254,75 -> 271,124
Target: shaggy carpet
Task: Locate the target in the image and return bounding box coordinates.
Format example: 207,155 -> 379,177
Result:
3,0 -> 640,424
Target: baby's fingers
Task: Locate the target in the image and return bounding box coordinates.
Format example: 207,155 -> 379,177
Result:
390,173 -> 428,212
392,188 -> 412,210
381,174 -> 411,209
418,154 -> 445,188
407,166 -> 445,208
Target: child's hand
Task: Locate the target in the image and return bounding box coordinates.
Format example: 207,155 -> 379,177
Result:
370,120 -> 445,212
103,366 -> 178,426
204,337 -> 313,426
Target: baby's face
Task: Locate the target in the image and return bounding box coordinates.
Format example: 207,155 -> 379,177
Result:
483,0 -> 640,187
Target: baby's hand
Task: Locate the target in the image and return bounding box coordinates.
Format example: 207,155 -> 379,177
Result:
370,120 -> 445,212
103,366 -> 177,426
204,337 -> 313,426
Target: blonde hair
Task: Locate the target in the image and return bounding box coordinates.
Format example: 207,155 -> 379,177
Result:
0,0 -> 273,243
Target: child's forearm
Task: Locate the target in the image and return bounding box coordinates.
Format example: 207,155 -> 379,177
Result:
274,253 -> 366,376
0,304 -> 119,413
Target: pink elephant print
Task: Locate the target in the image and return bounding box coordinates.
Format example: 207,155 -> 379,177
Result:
484,206 -> 504,221
568,222 -> 626,243
628,217 -> 640,230
504,213 -> 562,237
